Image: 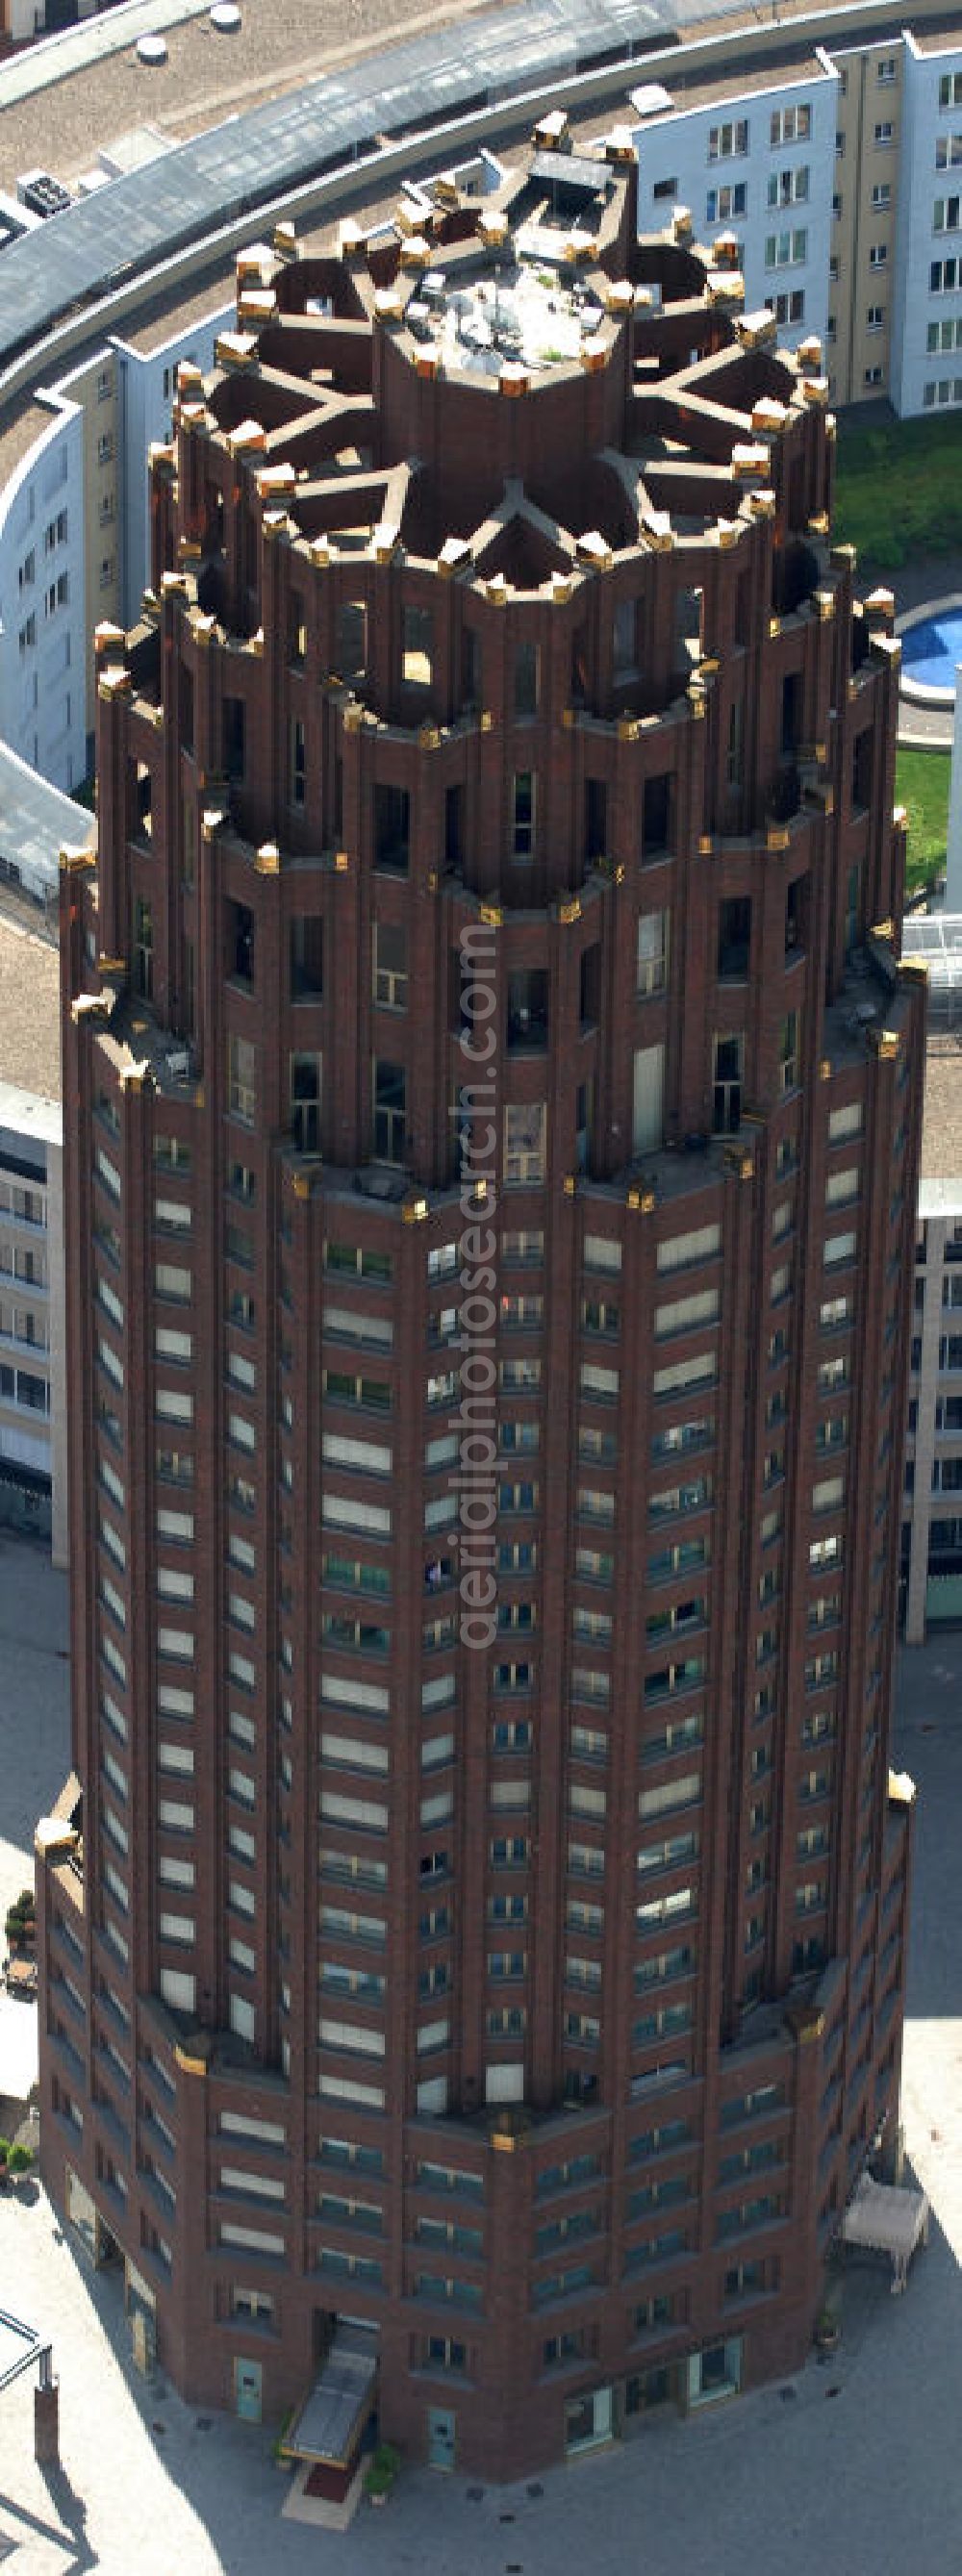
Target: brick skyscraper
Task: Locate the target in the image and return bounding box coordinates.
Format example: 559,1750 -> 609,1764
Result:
38,128 -> 924,2478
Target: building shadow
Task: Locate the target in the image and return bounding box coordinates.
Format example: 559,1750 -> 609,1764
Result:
38,2461 -> 97,2576
0,2477 -> 97,2576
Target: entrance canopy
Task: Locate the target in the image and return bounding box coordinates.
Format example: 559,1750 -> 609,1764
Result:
284,2324 -> 378,2467
842,2174 -> 930,2291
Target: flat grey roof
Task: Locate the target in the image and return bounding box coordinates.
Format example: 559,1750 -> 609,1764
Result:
0,0 -> 213,110
0,1081 -> 63,1150
0,740 -> 95,902
920,1174 -> 962,1217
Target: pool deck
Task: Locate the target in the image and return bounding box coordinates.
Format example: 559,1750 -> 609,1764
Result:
854,547 -> 962,750
896,593 -> 962,747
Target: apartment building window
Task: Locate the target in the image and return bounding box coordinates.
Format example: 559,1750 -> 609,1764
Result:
768,166 -> 809,207
402,603 -> 433,689
290,914 -> 323,999
867,305 -> 885,333
779,1011 -> 800,1095
512,770 -> 536,860
873,122 -> 894,146
637,911 -> 670,998
770,103 -> 810,145
865,366 -> 885,388
134,897 -> 154,1001
835,133 -> 845,159
877,56 -> 896,83
939,74 -> 962,108
372,922 -> 408,1011
873,179 -> 892,205
98,431 -> 114,465
765,229 -> 807,268
869,244 -> 888,266
934,197 -> 961,232
708,120 -> 748,162
936,137 -> 962,168
712,1033 -> 743,1133
227,1035 -> 256,1126
289,718 -> 305,807
504,1102 -> 546,1186
291,1052 -> 322,1154
924,377 -> 962,406
374,783 -> 410,873
337,599 -> 367,682
706,183 -> 746,222
927,316 -> 962,350
718,895 -> 750,979
372,1060 -> 406,1163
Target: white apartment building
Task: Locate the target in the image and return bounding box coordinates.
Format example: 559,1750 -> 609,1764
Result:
891,25 -> 962,417
903,1166 -> 962,1641
0,747 -> 94,1557
0,389 -> 87,794
631,49 -> 838,356
626,13 -> 962,414
0,1004 -> 66,1567
0,289 -> 230,793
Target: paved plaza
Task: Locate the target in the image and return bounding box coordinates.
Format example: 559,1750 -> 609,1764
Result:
0,1547 -> 961,2574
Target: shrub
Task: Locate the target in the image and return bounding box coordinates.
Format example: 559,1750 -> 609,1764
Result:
0,2137 -> 11,2163
17,1888 -> 35,1917
271,2408 -> 294,2463
364,2462 -> 394,2498
8,2144 -> 33,2175
365,2442 -> 400,2497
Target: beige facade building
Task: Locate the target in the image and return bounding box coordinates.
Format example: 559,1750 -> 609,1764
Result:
827,34 -> 903,407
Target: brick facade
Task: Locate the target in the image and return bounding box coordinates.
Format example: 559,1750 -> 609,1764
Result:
38,135 -> 924,2477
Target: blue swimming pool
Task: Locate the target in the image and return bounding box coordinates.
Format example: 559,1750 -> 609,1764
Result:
900,607 -> 962,695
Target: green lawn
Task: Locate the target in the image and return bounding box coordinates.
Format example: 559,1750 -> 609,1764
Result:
896,745 -> 950,897
834,413 -> 962,569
